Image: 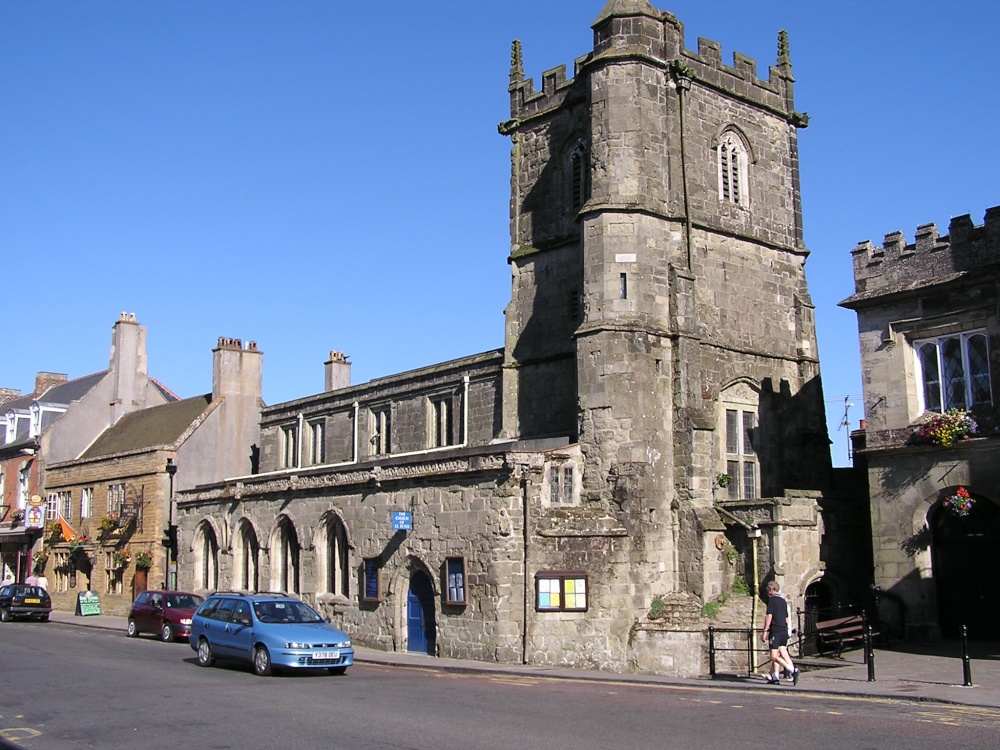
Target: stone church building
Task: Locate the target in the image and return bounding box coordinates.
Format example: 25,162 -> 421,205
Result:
176,1 -> 855,676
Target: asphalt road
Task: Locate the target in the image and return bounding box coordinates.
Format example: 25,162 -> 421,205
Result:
2,620 -> 1000,749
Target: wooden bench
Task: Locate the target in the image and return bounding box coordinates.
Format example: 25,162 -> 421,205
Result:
813,615 -> 873,658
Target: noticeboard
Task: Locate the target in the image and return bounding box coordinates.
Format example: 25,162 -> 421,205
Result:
76,591 -> 101,617
361,558 -> 381,603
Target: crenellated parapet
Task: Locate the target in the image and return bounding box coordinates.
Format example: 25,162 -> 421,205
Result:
502,2 -> 801,130
846,205 -> 1000,300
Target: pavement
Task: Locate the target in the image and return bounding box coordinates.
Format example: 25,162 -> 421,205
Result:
48,610 -> 1000,709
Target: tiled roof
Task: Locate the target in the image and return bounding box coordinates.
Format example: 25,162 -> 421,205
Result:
37,371 -> 107,405
81,395 -> 213,458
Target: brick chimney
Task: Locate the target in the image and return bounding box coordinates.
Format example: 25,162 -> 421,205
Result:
34,372 -> 68,398
324,351 -> 351,392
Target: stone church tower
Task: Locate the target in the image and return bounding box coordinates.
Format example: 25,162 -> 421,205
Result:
500,0 -> 830,613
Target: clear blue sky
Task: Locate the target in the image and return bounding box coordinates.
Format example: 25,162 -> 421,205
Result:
3,1 -> 998,467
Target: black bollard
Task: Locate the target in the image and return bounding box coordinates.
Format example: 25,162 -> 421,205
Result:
961,624 -> 973,687
709,626 -> 717,677
865,624 -> 876,682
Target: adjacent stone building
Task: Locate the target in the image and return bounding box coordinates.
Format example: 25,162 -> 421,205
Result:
41,337 -> 263,615
1,314 -> 175,585
841,206 -> 1000,641
176,1 -> 848,675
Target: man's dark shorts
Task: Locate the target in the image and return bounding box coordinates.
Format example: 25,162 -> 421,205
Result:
768,629 -> 789,649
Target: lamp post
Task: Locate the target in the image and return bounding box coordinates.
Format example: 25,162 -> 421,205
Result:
164,457 -> 177,591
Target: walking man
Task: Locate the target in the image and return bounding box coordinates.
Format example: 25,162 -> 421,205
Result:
762,580 -> 799,685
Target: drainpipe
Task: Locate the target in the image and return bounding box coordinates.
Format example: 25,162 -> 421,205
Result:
461,375 -> 470,447
352,401 -> 360,464
521,467 -> 530,665
672,64 -> 693,270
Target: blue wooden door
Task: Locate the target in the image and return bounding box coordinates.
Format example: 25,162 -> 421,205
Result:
406,571 -> 435,654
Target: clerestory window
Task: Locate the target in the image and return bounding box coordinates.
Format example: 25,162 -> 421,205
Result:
916,330 -> 991,413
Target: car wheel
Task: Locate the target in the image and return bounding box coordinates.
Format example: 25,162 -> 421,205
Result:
328,666 -> 348,676
127,619 -> 139,637
161,622 -> 174,643
0,608 -> 10,623
40,614 -> 49,623
253,645 -> 272,676
197,638 -> 215,667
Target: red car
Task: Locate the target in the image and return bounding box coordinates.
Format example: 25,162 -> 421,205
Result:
127,590 -> 204,642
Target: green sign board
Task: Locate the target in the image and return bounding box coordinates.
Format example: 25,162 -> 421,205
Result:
76,591 -> 101,617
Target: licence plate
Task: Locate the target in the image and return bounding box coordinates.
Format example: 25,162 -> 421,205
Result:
25,598 -> 40,604
313,650 -> 340,660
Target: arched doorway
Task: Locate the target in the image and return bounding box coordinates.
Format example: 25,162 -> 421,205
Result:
233,521 -> 259,592
800,579 -> 834,655
406,570 -> 436,655
932,494 -> 1000,639
194,523 -> 219,591
270,517 -> 300,595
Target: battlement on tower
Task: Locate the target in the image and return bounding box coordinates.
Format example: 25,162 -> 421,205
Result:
847,205 -> 1000,298
504,3 -> 797,125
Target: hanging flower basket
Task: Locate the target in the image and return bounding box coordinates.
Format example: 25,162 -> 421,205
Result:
68,535 -> 90,554
11,509 -> 25,525
100,513 -> 121,533
915,409 -> 978,447
33,550 -> 49,567
49,520 -> 64,540
134,549 -> 154,571
112,549 -> 132,569
943,487 -> 975,517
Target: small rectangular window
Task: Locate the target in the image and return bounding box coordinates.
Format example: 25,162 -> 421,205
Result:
361,558 -> 382,603
743,461 -> 757,500
535,572 -> 588,612
281,425 -> 298,468
725,410 -> 739,454
309,420 -> 325,465
370,407 -> 391,456
619,273 -> 628,300
726,460 -> 740,500
430,397 -> 454,448
81,487 -> 93,519
444,556 -> 467,606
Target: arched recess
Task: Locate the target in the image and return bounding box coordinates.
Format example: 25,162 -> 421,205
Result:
193,518 -> 220,592
232,517 -> 261,592
315,510 -> 351,598
269,515 -> 301,595
930,488 -> 1000,639
390,556 -> 437,655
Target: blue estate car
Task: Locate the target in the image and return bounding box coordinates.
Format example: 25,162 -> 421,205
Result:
189,592 -> 354,676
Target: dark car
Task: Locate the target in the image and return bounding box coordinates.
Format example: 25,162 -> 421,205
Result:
127,590 -> 204,642
0,584 -> 52,622
190,592 -> 354,676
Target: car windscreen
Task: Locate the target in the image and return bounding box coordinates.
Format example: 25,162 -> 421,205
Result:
166,594 -> 203,609
253,600 -> 324,624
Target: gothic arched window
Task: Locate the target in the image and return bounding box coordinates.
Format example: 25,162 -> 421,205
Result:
569,142 -> 590,212
718,132 -> 749,207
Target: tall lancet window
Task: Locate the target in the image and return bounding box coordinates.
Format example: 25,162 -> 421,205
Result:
718,132 -> 749,207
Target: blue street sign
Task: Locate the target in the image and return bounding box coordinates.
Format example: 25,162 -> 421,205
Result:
391,511 -> 412,531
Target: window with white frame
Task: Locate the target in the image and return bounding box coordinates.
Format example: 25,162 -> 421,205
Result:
60,491 -> 72,521
308,419 -> 325,465
718,132 -> 749,207
107,483 -> 126,515
429,396 -> 454,448
81,487 -> 93,519
547,462 -> 576,506
724,408 -> 758,500
18,464 -> 30,508
915,330 -> 991,413
281,424 -> 299,469
44,491 -> 70,522
370,406 -> 390,456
